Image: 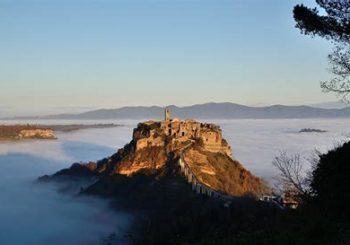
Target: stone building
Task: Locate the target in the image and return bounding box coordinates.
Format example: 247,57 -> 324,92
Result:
133,108 -> 232,157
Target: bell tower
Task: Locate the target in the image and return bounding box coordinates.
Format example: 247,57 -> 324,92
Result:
164,107 -> 171,121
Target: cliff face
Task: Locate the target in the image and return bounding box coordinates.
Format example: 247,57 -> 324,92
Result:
17,129 -> 56,139
47,117 -> 270,197
91,119 -> 235,177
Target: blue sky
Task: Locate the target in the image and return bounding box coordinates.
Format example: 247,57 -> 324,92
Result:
0,0 -> 336,116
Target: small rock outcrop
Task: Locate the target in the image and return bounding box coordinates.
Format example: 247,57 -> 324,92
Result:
298,128 -> 327,133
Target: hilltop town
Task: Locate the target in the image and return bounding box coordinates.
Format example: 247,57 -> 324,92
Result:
124,108 -> 232,173
43,108 -> 269,197
0,124 -> 120,141
0,125 -> 56,140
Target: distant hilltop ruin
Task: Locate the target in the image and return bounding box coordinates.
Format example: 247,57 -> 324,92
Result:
0,125 -> 56,140
134,108 -> 232,157
0,124 -> 122,141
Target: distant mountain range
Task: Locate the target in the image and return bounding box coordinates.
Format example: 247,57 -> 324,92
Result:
6,102 -> 350,120
308,101 -> 349,109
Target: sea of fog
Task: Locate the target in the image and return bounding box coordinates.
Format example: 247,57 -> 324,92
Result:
0,118 -> 349,244
0,122 -> 132,245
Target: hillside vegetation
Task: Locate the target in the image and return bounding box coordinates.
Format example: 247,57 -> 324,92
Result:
184,145 -> 270,196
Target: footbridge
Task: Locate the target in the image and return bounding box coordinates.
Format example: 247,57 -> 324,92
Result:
177,145 -> 287,209
178,151 -> 234,203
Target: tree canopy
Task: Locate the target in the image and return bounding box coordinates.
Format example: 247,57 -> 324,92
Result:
294,1 -> 350,99
311,140 -> 350,221
294,1 -> 350,42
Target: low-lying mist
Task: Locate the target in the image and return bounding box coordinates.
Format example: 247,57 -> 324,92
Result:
0,119 -> 349,244
0,124 -> 136,244
217,118 -> 350,180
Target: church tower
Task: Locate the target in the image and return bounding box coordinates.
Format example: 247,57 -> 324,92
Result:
164,108 -> 171,121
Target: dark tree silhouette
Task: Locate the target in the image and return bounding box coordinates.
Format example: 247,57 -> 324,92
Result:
311,141 -> 350,221
294,1 -> 350,42
293,1 -> 350,100
272,152 -> 309,198
321,45 -> 350,99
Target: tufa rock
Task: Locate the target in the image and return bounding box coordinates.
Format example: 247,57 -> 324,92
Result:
42,108 -> 270,197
